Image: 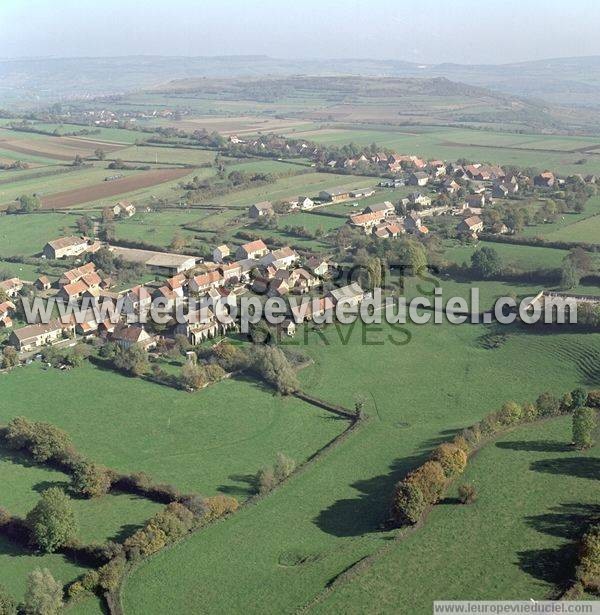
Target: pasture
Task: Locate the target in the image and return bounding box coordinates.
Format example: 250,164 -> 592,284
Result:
122,320 -> 600,614
312,416 -> 600,614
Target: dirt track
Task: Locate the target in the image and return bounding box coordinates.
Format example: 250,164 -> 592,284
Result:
40,167 -> 193,209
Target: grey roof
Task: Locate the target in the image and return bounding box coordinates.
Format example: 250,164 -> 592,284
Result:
330,282 -> 364,302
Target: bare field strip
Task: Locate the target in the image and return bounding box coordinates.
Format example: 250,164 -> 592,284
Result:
40,167 -> 192,209
0,134 -> 127,161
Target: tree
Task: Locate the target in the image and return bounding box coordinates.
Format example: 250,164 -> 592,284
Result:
497,401 -> 523,426
26,488 -> 78,553
72,154 -> 84,166
23,569 -> 63,615
536,392 -> 561,417
571,388 -> 588,410
458,483 -> 478,505
406,461 -> 446,505
576,524 -> 600,591
561,258 -> 580,290
256,466 -> 276,494
273,452 -> 296,483
114,345 -> 150,377
17,194 -> 41,213
471,247 -> 502,279
252,345 -> 299,395
180,363 -> 205,391
430,443 -> 467,478
0,585 -> 16,615
1,347 -> 19,369
72,461 -> 112,498
391,481 -> 426,525
94,148 -> 106,161
572,407 -> 598,450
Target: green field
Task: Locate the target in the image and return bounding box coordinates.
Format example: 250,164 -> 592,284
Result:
544,214 -> 600,244
312,417 -> 600,613
0,363 -> 346,496
114,145 -> 216,166
122,320 -> 600,614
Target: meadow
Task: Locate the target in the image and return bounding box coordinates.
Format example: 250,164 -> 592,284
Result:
122,320 -> 600,614
311,416 -> 600,614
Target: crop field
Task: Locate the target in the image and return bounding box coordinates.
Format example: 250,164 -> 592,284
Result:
39,167 -> 195,209
289,126 -> 600,175
113,144 -> 217,166
312,416 -> 600,614
122,320 -> 600,614
0,363 -> 346,497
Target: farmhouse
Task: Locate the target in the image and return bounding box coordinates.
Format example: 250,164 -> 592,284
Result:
296,196 -> 315,210
9,319 -> 74,352
220,262 -> 243,282
236,239 -> 269,260
465,193 -> 486,208
457,215 -> 484,236
403,212 -> 423,233
534,171 -> 556,188
59,263 -> 97,287
123,285 -> 153,314
0,300 -> 15,328
189,270 -> 224,294
350,188 -> 375,199
112,325 -> 156,351
374,222 -> 404,238
364,201 -> 395,216
43,236 -> 90,260
261,247 -> 299,270
113,201 -> 136,217
34,276 -> 51,291
409,172 -> 429,187
290,296 -> 335,323
110,246 -> 197,275
328,283 -> 364,307
213,245 -> 230,263
249,201 -> 274,218
319,187 -> 350,202
305,257 -> 329,277
349,211 -> 386,233
0,278 -> 23,298
409,193 -> 432,207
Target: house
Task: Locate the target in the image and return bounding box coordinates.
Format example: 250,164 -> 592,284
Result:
123,285 -> 153,314
236,239 -> 269,260
492,184 -> 509,198
328,283 -> 365,307
408,172 -> 429,187
305,257 -> 329,277
278,319 -> 296,337
153,286 -> 179,310
112,325 -> 156,351
465,193 -> 486,208
9,319 -> 74,352
0,300 -> 15,328
374,223 -> 404,239
166,274 -> 187,295
364,201 -> 395,216
34,276 -> 51,291
175,308 -> 220,345
403,212 -> 423,233
492,222 -> 510,235
349,211 -> 386,233
113,201 -> 136,217
43,236 -> 89,260
220,262 -> 243,283
0,278 -> 23,298
248,201 -> 274,218
59,263 -> 96,287
57,280 -> 89,303
189,270 -> 224,294
296,196 -> 315,210
409,192 -> 432,207
319,187 -> 350,202
212,245 -> 230,263
457,215 -> 484,236
289,268 -> 318,293
443,178 -> 460,194
261,247 -> 299,270
534,172 -> 556,188
290,296 -> 334,323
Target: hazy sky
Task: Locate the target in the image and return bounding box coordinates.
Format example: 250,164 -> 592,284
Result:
2,0 -> 599,64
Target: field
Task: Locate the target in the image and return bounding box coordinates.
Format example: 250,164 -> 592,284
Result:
311,417 -> 600,613
121,320 -> 600,614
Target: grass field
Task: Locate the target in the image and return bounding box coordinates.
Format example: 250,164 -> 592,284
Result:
543,214 -> 600,244
122,320 -> 600,614
311,417 -> 600,614
0,363 -> 346,497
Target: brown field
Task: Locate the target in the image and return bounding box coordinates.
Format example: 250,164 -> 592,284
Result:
162,115 -> 311,135
40,167 -> 192,209
0,133 -> 127,161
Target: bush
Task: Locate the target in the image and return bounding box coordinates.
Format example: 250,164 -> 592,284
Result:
26,488 -> 78,553
571,388 -> 588,410
572,407 -> 598,450
497,401 -> 523,426
81,570 -> 100,592
522,402 -> 539,422
452,435 -> 470,454
203,495 -> 239,522
576,524 -> 600,592
458,483 -> 478,504
0,584 -> 16,615
587,390 -> 600,408
97,556 -> 126,591
430,443 -> 467,478
24,569 -> 63,615
391,481 -> 426,525
212,341 -> 249,372
66,580 -> 88,601
179,494 -> 207,519
150,502 -> 194,541
536,392 -> 561,417
123,525 -> 167,560
5,416 -> 73,463
252,345 -> 299,395
72,461 -> 112,498
406,461 -> 446,505
257,466 -> 276,495
273,452 -> 296,483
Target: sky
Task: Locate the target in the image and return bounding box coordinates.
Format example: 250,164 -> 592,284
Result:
1,0 -> 600,65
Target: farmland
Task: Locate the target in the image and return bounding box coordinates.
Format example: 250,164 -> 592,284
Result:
121,320 -> 600,614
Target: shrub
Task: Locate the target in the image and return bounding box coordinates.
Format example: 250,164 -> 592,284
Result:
179,494 -> 207,519
576,524 -> 600,592
406,461 -> 446,505
97,556 -> 126,591
66,580 -> 87,601
522,402 -> 539,422
587,390 -> 600,408
452,435 -> 470,454
497,401 -> 523,426
560,391 -> 574,412
24,569 -> 63,615
536,392 -> 561,417
252,345 -> 299,395
124,526 -> 167,560
572,407 -> 598,450
72,461 -> 112,498
26,488 -> 78,553
150,503 -> 194,542
257,466 -> 276,495
391,481 -> 426,525
430,443 -> 468,478
0,584 -> 16,615
458,483 -> 478,504
273,452 -> 296,483
203,495 -> 239,522
0,508 -> 11,527
180,363 -> 205,390
571,388 -> 588,410
204,363 -> 226,383
80,570 -> 100,592
5,417 -> 72,463
212,341 -> 249,372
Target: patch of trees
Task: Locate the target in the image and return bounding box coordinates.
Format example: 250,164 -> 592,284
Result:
256,452 -> 296,494
107,159 -> 151,171
6,194 -> 41,214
